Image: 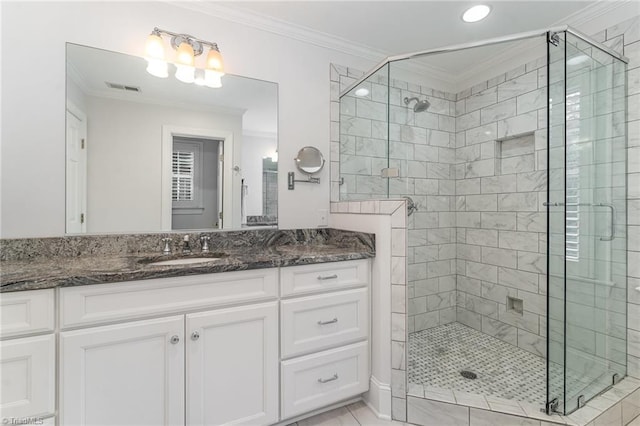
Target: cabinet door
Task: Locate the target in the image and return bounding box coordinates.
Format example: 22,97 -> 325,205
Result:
186,302 -> 278,426
60,316 -> 184,426
1,334 -> 55,420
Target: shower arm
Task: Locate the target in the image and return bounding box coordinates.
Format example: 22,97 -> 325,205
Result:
543,201 -> 616,241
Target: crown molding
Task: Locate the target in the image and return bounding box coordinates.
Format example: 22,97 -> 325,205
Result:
166,0 -> 633,94
166,1 -> 388,63
560,0 -> 633,28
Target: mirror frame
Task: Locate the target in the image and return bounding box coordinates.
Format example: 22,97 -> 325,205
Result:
294,146 -> 325,175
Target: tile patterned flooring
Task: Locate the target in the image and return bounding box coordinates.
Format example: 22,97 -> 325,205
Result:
288,401 -> 405,426
408,322 -> 547,406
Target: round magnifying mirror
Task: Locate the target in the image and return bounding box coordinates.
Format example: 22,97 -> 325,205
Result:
295,146 -> 325,174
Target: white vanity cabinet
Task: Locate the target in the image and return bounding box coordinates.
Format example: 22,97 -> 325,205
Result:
186,302 -> 278,426
0,289 -> 56,423
1,258 -> 371,426
60,316 -> 185,426
279,260 -> 370,419
59,269 -> 279,426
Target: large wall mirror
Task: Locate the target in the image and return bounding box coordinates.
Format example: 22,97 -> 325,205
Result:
65,43 -> 278,234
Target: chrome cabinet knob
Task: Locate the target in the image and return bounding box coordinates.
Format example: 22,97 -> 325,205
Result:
170,335 -> 180,344
191,331 -> 200,341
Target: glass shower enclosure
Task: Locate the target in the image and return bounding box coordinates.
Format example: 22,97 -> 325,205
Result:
547,30 -> 628,415
339,26 -> 628,416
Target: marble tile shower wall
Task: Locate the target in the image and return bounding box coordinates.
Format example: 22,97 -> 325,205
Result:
339,73 -> 459,333
454,58 -> 549,357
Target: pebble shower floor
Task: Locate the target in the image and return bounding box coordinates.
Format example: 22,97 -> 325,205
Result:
408,322 -> 552,406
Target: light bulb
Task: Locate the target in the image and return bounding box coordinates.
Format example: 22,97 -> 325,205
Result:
194,69 -> 206,86
462,5 -> 491,23
206,48 -> 225,76
146,59 -> 168,78
145,33 -> 165,60
204,70 -> 222,88
175,65 -> 195,83
176,41 -> 195,66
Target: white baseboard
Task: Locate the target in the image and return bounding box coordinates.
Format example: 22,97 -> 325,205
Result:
363,375 -> 392,420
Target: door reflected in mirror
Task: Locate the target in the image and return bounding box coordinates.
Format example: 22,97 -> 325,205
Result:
65,43 -> 278,234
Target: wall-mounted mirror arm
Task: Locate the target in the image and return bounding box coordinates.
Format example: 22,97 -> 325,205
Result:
287,172 -> 320,190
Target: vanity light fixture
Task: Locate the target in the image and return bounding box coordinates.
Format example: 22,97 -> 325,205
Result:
462,5 -> 491,23
144,27 -> 225,88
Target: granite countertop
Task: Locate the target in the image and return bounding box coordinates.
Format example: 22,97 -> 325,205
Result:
0,229 -> 375,292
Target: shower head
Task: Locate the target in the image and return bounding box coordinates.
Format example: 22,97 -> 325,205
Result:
404,96 -> 431,112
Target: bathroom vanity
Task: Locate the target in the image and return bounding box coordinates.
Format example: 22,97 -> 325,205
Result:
0,229 -> 374,425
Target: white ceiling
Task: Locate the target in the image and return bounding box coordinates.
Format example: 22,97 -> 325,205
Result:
214,0 -> 603,90
67,43 -> 278,134
225,1 -> 596,54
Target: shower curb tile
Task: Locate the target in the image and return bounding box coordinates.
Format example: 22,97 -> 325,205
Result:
422,386 -> 456,404
407,396 -> 469,426
518,402 -> 563,423
407,383 -> 424,398
469,407 -> 541,426
453,390 -> 490,409
487,402 -> 527,417
593,402 -> 622,426
566,405 -> 602,426
587,394 -> 619,412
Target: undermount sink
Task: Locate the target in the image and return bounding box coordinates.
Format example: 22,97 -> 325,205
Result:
139,253 -> 228,267
147,257 -> 222,266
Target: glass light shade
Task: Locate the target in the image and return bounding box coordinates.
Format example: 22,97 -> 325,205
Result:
145,33 -> 165,60
176,42 -> 195,66
175,65 -> 195,83
206,49 -> 225,76
204,70 -> 222,88
146,59 -> 168,78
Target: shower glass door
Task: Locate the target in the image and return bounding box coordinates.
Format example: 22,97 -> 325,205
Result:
547,30 -> 627,415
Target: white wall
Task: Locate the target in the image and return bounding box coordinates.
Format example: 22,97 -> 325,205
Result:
83,95 -> 241,233
0,1 -> 376,238
241,133 -> 277,217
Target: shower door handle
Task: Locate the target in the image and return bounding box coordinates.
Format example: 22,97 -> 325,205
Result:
595,203 -> 616,241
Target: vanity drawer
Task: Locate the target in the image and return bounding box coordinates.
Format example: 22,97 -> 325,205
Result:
0,334 -> 55,419
0,289 -> 55,339
281,341 -> 368,419
281,288 -> 368,358
280,259 -> 370,297
59,269 -> 278,328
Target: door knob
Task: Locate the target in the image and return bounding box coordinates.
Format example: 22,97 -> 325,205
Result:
170,335 -> 180,344
191,331 -> 200,341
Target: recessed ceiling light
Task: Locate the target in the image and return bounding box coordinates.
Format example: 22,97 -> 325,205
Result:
354,87 -> 369,97
462,5 -> 491,23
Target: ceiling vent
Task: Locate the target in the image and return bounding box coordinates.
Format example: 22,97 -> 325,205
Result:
105,82 -> 141,92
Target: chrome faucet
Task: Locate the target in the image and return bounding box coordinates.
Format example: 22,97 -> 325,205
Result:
200,235 -> 211,253
182,235 -> 192,254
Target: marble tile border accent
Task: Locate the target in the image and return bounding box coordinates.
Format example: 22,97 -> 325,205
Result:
331,198 -> 409,421
405,376 -> 640,426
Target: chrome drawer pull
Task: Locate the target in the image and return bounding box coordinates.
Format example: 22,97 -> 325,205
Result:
317,274 -> 338,280
317,318 -> 338,325
317,374 -> 338,383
